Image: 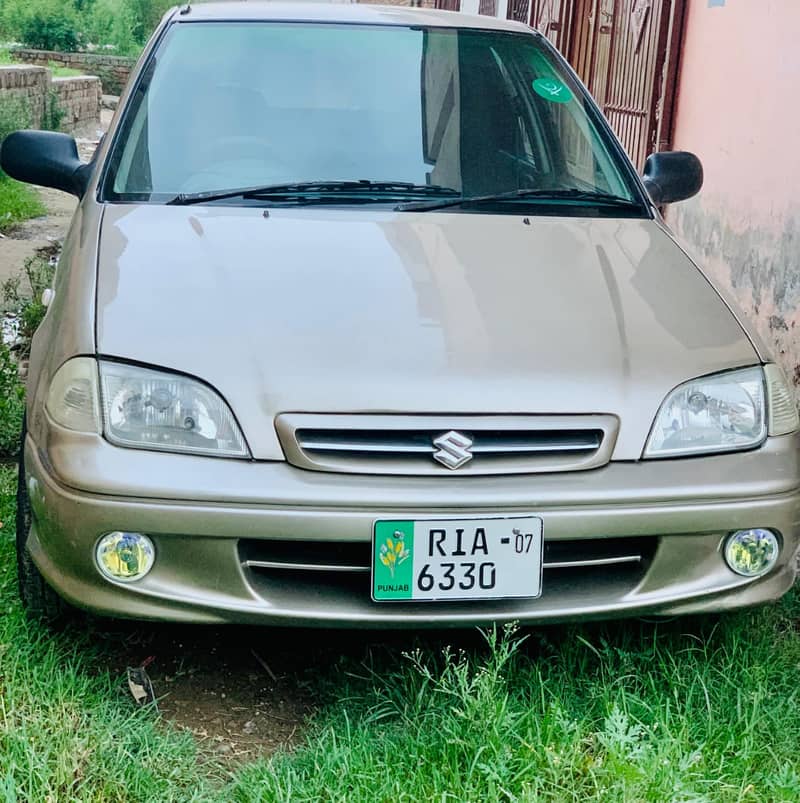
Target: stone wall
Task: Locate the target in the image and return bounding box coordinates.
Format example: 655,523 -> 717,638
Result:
0,66 -> 101,133
53,76 -> 103,133
0,65 -> 49,128
9,48 -> 135,96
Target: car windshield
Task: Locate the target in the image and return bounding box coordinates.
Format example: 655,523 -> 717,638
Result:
103,21 -> 643,212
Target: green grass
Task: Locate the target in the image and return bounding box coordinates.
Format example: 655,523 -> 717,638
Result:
0,174 -> 46,233
227,612 -> 800,802
0,424 -> 799,800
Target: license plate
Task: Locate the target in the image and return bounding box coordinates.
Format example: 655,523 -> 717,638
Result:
371,516 -> 543,602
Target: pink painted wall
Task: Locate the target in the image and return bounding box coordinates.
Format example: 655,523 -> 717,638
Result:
667,0 -> 800,384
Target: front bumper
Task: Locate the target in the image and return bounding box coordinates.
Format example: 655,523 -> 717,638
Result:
25,428 -> 800,626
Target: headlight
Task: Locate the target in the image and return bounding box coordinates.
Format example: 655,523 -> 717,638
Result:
46,358 -> 248,458
644,367 -> 767,458
98,361 -> 248,457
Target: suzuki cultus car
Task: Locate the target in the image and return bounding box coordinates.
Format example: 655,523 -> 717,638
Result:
2,2 -> 798,626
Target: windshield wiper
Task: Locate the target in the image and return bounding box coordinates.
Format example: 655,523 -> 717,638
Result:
395,187 -> 640,212
166,180 -> 459,206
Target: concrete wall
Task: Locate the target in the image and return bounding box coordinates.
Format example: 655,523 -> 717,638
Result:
0,66 -> 101,133
666,0 -> 800,385
10,48 -> 134,96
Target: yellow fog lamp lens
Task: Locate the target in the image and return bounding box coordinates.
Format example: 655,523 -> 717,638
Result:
95,532 -> 155,582
723,529 -> 779,578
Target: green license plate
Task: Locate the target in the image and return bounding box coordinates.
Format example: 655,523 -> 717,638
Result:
372,516 -> 543,602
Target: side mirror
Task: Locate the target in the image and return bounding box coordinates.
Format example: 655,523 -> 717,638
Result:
0,130 -> 91,198
642,151 -> 703,205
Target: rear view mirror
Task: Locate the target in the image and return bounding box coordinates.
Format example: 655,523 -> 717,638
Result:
642,151 -> 703,205
0,130 -> 90,198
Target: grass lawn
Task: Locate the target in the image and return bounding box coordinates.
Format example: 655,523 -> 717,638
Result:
0,174 -> 46,233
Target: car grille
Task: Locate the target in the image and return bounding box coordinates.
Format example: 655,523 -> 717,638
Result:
275,414 -> 619,475
239,536 -> 656,578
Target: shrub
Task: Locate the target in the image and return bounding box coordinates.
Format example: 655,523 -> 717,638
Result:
16,0 -> 82,51
1,0 -> 173,55
122,0 -> 173,45
81,0 -> 139,55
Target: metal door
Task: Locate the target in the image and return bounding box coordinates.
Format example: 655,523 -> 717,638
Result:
528,0 -> 575,53
506,0 -> 531,24
505,0 -> 683,167
567,0 -> 684,169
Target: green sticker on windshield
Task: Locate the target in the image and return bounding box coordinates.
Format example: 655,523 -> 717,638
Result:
532,77 -> 573,104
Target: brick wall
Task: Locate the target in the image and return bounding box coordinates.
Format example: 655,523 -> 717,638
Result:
9,48 -> 134,96
53,76 -> 103,132
0,66 -> 49,128
0,66 -> 101,133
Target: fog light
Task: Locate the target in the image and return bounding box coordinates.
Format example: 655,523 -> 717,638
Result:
724,529 -> 779,577
95,532 -> 154,583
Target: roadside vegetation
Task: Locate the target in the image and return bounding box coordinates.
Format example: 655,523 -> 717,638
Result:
0,0 -> 173,56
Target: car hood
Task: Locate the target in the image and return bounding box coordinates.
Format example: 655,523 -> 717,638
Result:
97,206 -> 756,460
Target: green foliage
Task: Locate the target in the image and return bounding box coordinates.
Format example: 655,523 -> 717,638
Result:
0,0 -> 173,55
16,0 -> 82,51
2,255 -> 55,354
120,0 -> 172,46
0,344 -> 24,456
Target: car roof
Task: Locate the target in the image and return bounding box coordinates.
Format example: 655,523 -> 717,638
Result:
173,1 -> 535,33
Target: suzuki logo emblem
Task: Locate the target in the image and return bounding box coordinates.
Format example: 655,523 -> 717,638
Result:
432,430 -> 474,470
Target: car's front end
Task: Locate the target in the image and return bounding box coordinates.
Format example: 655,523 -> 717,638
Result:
6,3 -> 800,625
22,204 -> 800,626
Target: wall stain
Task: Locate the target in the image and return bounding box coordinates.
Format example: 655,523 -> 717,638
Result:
670,196 -> 800,387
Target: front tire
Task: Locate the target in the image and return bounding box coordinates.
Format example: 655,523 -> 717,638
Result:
16,422 -> 71,623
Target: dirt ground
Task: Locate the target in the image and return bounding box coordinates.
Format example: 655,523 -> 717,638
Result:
98,622 -> 321,760
94,619 -> 494,761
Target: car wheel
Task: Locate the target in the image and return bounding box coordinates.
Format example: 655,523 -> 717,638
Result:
16,420 -> 71,623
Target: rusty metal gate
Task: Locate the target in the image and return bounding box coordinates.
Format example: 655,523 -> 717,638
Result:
508,0 -> 684,168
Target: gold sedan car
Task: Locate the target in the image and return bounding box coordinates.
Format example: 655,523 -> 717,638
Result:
2,2 -> 798,626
